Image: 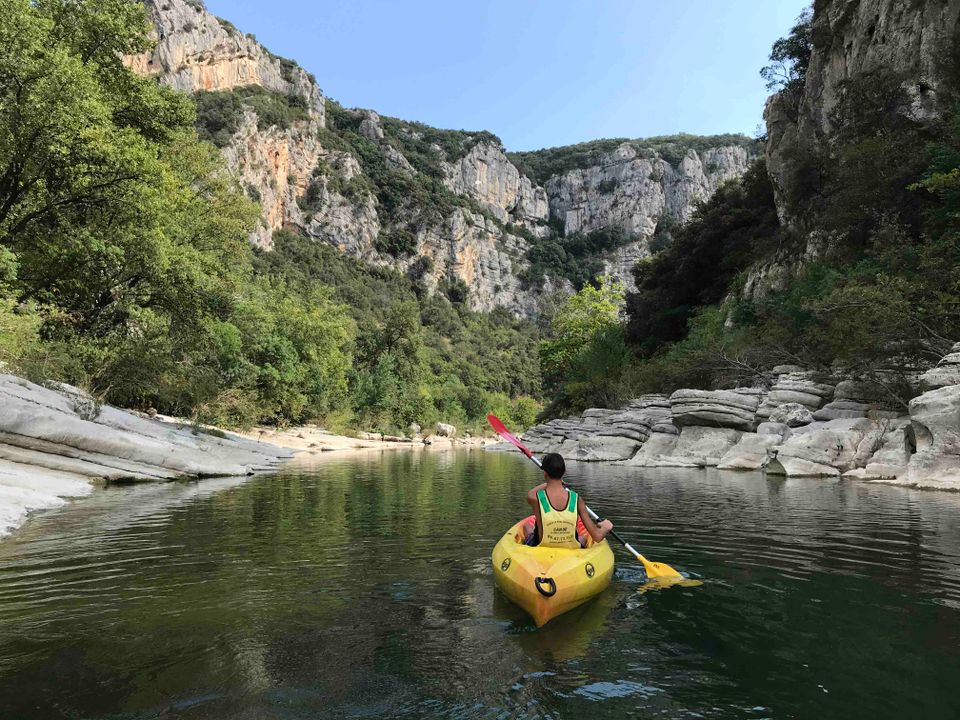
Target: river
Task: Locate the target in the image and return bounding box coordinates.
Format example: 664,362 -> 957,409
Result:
1,449 -> 959,719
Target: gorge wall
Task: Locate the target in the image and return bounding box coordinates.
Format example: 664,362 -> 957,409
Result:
131,0 -> 757,315
751,0 -> 960,299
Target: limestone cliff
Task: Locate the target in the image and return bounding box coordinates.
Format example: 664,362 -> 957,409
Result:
126,0 -> 327,247
765,0 -> 960,227
543,143 -> 753,286
443,142 -> 549,227
126,0 -> 323,114
741,0 -> 960,300
132,0 -> 754,314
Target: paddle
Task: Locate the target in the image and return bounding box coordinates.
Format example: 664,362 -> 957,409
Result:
487,414 -> 684,582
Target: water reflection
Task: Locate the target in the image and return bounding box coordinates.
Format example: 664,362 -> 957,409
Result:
0,450 -> 959,718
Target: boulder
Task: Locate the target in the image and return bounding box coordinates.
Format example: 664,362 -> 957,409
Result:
564,435 -> 642,462
629,427 -> 743,468
832,379 -> 899,405
520,401 -> 673,459
844,424 -> 913,481
813,400 -> 876,421
717,433 -> 782,470
756,370 -> 835,419
813,378 -> 905,421
651,421 -> 680,435
435,422 -> 457,438
757,422 -> 792,439
920,342 -> 960,389
670,389 -> 760,431
765,418 -> 874,477
905,385 -> 960,489
0,374 -> 291,537
769,403 -> 814,427
625,431 -> 682,467
626,394 -> 672,410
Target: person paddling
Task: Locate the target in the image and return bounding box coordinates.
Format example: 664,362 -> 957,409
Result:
524,453 -> 613,548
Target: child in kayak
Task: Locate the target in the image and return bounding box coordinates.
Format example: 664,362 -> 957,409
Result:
524,453 -> 613,548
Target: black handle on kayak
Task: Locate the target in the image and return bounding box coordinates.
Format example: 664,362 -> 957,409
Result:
535,577 -> 557,597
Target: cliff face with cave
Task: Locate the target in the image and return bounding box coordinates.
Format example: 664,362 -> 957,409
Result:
130,0 -> 755,314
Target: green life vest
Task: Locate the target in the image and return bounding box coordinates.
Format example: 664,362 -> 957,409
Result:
536,488 -> 580,549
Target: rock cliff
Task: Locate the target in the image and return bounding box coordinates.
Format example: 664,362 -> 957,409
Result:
545,143 -> 753,286
126,0 -> 323,113
764,0 -> 960,228
506,345 -> 960,490
729,0 -> 960,304
130,0 -> 755,315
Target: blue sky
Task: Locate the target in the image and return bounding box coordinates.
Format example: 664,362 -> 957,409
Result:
204,0 -> 811,151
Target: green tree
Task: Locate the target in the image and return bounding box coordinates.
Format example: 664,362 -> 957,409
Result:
760,7 -> 813,113
540,275 -> 629,415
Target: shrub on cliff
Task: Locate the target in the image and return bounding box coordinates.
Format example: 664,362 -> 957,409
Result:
194,85 -> 310,146
760,7 -> 812,117
521,225 -> 633,291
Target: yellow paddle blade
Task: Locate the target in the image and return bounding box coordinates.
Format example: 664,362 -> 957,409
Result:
636,577 -> 704,594
638,555 -> 684,581
634,554 -> 701,591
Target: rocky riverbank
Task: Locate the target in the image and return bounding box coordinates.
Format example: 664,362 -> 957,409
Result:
0,374 -> 296,537
496,345 -> 960,491
0,374 -> 495,539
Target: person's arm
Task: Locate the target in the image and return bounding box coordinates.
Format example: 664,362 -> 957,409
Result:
578,497 -> 613,542
526,483 -> 547,509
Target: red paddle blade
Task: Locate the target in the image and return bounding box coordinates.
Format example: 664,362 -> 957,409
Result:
486,414 -> 533,458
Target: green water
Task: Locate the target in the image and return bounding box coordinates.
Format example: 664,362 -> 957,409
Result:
1,449 -> 960,719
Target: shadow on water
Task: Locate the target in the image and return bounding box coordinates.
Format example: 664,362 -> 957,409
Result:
0,450 -> 960,718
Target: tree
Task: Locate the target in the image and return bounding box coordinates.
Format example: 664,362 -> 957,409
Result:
760,6 -> 813,112
539,275 -> 629,415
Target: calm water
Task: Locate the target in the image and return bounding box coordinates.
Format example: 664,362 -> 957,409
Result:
2,449 -> 960,719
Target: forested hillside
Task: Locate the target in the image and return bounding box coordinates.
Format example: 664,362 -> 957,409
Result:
0,0 -> 539,433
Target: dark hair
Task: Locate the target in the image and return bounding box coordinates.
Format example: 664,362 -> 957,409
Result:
541,453 -> 565,479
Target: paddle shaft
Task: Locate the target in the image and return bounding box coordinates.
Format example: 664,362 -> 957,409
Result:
523,448 -> 646,560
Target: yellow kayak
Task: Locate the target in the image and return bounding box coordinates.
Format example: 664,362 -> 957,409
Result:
492,517 -> 615,627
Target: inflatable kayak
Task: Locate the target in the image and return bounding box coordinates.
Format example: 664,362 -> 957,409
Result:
492,516 -> 615,627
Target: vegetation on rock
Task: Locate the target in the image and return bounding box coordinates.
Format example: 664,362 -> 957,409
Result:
625,159 -> 783,356
194,85 -> 310,146
521,226 -> 634,291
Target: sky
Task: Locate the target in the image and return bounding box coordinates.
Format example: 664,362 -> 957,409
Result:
203,0 -> 811,152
